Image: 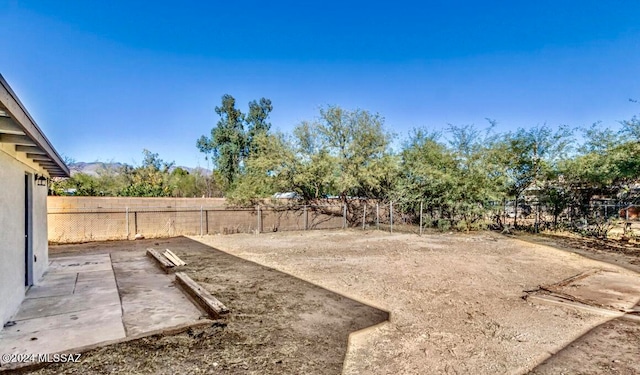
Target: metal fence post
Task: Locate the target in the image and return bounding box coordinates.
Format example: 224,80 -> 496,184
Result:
200,205 -> 203,236
134,211 -> 138,235
419,201 -> 423,236
503,198 -> 507,228
390,201 -> 393,233
257,205 -> 262,233
627,207 -> 630,221
343,204 -> 347,229
304,205 -> 308,230
125,207 -> 129,239
376,202 -> 379,230
362,203 -> 366,230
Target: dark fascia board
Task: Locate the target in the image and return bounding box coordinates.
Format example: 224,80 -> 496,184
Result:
0,74 -> 70,177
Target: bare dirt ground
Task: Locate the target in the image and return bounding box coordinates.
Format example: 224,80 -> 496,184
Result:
192,230 -> 640,375
31,236 -> 387,375
517,231 -> 640,274
29,230 -> 640,374
515,231 -> 640,375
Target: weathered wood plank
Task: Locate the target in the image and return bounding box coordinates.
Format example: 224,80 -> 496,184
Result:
164,249 -> 186,266
146,248 -> 175,274
163,251 -> 182,267
175,272 -> 229,318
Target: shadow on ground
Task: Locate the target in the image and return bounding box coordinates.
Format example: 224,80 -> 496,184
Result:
33,236 -> 389,375
522,244 -> 640,375
529,317 -> 640,374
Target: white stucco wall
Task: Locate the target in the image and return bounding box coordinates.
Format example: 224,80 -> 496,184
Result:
0,145 -> 49,325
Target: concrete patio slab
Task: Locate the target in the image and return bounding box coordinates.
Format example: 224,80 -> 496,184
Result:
0,307 -> 123,339
0,250 -> 205,364
14,291 -> 121,321
110,252 -> 204,336
75,269 -> 114,282
23,274 -> 77,299
47,254 -> 113,274
0,309 -> 125,355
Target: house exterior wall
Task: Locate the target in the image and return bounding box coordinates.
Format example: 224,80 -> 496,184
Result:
0,144 -> 49,325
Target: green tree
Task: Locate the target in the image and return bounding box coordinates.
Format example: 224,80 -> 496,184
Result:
119,150 -> 173,197
447,124 -> 503,230
61,173 -> 100,196
308,106 -> 395,202
197,94 -> 246,189
245,98 -> 273,155
620,115 -> 640,141
394,125 -> 501,230
393,129 -> 457,213
93,163 -> 130,196
227,132 -> 298,205
290,121 -> 337,199
227,106 -> 397,210
51,151 -> 221,198
539,184 -> 571,228
197,94 -> 273,191
561,119 -> 640,213
491,124 -> 572,227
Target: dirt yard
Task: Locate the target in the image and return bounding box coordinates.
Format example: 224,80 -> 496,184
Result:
30,230 -> 640,374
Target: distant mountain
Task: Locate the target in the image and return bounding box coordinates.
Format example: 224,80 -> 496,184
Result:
68,162 -> 212,177
68,162 -> 125,176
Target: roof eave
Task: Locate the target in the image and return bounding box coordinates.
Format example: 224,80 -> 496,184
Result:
0,74 -> 70,178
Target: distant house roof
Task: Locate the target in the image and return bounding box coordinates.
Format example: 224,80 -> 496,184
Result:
0,74 -> 69,177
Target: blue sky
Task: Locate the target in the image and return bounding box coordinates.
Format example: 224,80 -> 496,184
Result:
1,1 -> 639,167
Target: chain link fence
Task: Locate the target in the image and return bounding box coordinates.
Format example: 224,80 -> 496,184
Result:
493,199 -> 634,234
352,199 -> 638,238
48,204 -> 347,243
48,198 -> 639,244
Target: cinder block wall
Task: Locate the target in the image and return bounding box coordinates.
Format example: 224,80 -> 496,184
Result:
48,197 -> 228,242
48,196 -> 227,211
47,197 -> 344,243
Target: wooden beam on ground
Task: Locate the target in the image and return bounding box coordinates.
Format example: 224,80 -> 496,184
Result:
166,249 -> 187,265
0,134 -> 36,146
163,251 -> 182,266
175,272 -> 229,318
16,145 -> 47,154
164,249 -> 187,266
146,248 -> 176,274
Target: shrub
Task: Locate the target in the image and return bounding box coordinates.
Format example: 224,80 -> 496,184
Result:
437,219 -> 451,232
